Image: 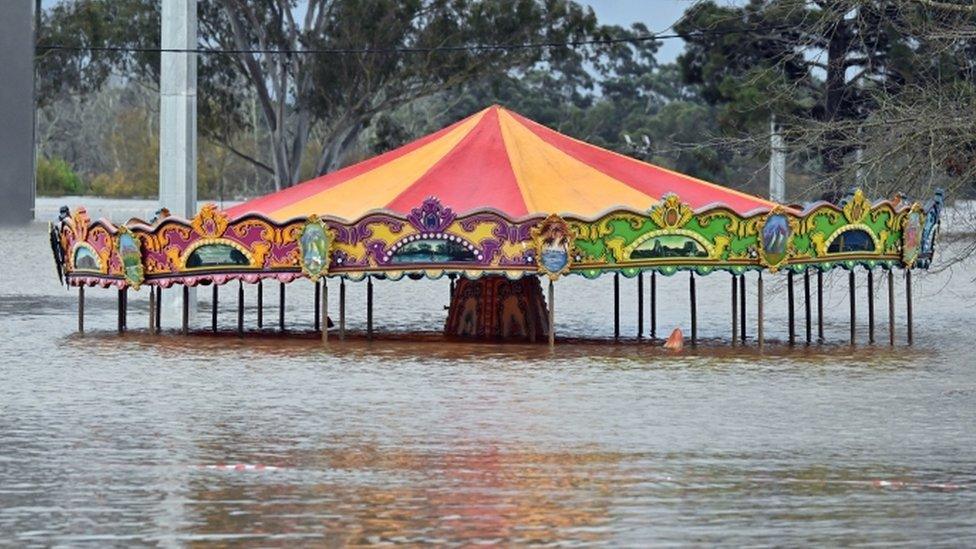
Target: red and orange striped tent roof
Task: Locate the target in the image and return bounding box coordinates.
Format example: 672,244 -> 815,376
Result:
227,105 -> 778,221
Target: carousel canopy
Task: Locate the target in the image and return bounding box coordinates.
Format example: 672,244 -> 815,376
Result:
227,105 -> 779,221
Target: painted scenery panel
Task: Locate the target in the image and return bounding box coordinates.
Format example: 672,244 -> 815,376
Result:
390,239 -> 477,264
186,244 -> 250,268
74,246 -> 100,271
629,235 -> 708,260
828,230 -> 876,253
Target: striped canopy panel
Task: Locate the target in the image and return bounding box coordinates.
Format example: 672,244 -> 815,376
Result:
227,105 -> 778,221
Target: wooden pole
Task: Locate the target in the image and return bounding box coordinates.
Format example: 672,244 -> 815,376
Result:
804,269 -> 811,345
849,269 -> 856,345
211,284 -> 218,332
906,269 -> 913,345
637,272 -> 644,339
322,278 -> 328,342
731,273 -> 737,345
613,272 -> 620,339
650,272 -> 657,339
817,270 -> 824,342
257,280 -> 263,329
278,282 -> 285,331
149,284 -> 156,333
154,286 -> 162,333
757,272 -> 764,349
888,268 -> 895,346
740,274 -> 747,342
367,276 -> 374,340
339,278 -> 346,340
234,280 -> 242,336
78,285 -> 85,334
689,271 -> 697,346
181,284 -> 189,335
314,280 -> 321,332
787,270 -> 795,345
867,269 -> 875,344
548,279 -> 555,348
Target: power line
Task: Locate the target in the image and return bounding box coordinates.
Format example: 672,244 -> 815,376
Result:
36,25 -> 793,56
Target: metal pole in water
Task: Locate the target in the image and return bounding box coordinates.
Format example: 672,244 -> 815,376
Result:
117,288 -> 124,334
731,273 -> 737,345
757,272 -> 764,349
339,278 -> 346,340
650,272 -> 657,339
149,285 -> 156,333
689,271 -> 697,346
788,270 -> 795,345
278,282 -> 285,331
906,269 -> 913,345
322,278 -> 328,342
849,269 -> 856,345
314,280 -> 321,332
181,284 -> 189,335
804,269 -> 811,345
367,276 -> 374,340
78,286 -> 85,334
155,286 -> 162,333
888,268 -> 895,346
867,269 -> 875,344
548,279 -> 555,348
740,274 -> 747,342
817,270 -> 824,342
237,280 -> 244,336
637,272 -> 644,339
257,280 -> 263,329
211,284 -> 218,332
613,272 -> 620,340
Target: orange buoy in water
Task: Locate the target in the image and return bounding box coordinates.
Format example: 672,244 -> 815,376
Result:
663,328 -> 684,351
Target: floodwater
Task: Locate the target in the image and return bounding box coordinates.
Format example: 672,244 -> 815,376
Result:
2,202 -> 976,545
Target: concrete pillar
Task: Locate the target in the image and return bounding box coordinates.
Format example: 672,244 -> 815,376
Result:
159,0 -> 197,315
0,1 -> 35,224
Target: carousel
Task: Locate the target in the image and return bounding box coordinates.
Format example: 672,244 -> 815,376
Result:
51,105 -> 944,347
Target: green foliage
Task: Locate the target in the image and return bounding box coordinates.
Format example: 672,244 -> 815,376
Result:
36,156 -> 84,196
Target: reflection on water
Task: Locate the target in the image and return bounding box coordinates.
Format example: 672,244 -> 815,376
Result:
2,218 -> 976,545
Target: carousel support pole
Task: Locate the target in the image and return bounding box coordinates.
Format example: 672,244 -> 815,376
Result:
740,274 -> 747,342
278,282 -> 285,331
321,278 -> 328,342
731,273 -> 738,345
804,269 -> 812,345
78,286 -> 85,334
237,280 -> 244,336
689,272 -> 697,346
117,288 -> 124,334
867,269 -> 875,344
339,278 -> 346,340
849,269 -> 856,345
637,272 -> 644,339
211,284 -> 218,332
367,276 -> 374,340
548,279 -> 555,348
449,275 -> 456,300
155,286 -> 162,333
906,269 -> 914,346
149,285 -> 156,333
314,280 -> 321,332
788,270 -> 796,345
181,285 -> 189,335
613,272 -> 620,340
650,272 -> 657,339
888,268 -> 895,346
757,272 -> 764,349
257,280 -> 263,329
817,270 -> 824,342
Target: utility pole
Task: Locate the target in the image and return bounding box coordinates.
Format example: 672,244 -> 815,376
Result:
0,1 -> 35,224
769,115 -> 786,203
160,0 -> 198,314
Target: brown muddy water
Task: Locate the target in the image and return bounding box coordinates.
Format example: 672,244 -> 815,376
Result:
2,210 -> 976,545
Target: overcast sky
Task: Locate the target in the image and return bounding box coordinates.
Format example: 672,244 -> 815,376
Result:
583,0 -> 699,63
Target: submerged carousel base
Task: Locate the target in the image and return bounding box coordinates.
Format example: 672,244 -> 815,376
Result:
52,189 -> 944,346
